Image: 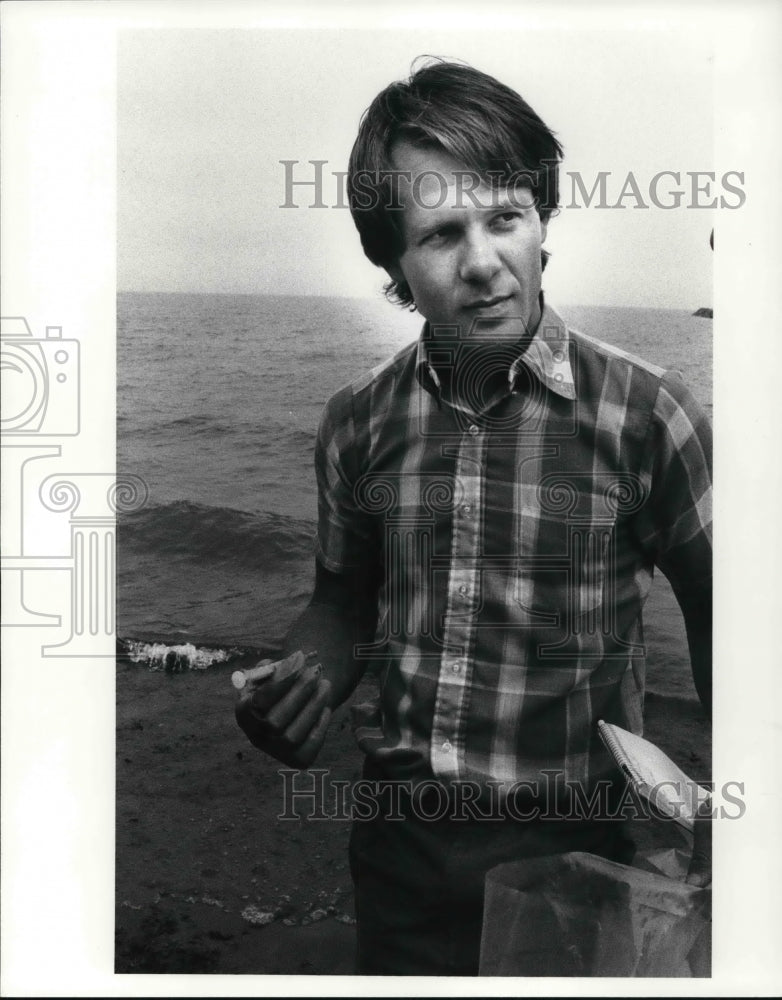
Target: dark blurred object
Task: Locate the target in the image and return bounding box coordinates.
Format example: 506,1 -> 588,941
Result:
693,229 -> 714,316
480,851 -> 710,977
685,798 -> 713,888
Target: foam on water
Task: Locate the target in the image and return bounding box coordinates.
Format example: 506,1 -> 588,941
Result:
122,639 -> 235,671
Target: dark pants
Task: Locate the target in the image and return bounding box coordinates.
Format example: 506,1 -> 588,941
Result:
349,781 -> 635,977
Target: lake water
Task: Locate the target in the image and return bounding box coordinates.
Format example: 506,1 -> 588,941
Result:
117,292 -> 712,685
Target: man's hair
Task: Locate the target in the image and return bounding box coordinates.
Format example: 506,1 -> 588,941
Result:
348,58 -> 564,308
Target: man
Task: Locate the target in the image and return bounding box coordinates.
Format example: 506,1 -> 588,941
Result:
237,60 -> 712,975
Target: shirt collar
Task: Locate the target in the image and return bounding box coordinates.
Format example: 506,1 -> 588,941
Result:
415,295 -> 576,403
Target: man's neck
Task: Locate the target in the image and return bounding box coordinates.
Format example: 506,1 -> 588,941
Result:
438,297 -> 544,414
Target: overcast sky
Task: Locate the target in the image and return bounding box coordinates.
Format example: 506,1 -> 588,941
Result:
118,24 -> 714,309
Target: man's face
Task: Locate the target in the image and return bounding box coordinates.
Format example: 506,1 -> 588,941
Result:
389,140 -> 548,342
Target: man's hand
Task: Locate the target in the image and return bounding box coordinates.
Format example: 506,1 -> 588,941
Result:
234,560 -> 377,766
235,653 -> 333,767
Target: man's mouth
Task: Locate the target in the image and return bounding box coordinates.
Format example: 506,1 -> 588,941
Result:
463,294 -> 513,312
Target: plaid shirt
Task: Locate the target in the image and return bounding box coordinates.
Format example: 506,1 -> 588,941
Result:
315,299 -> 712,799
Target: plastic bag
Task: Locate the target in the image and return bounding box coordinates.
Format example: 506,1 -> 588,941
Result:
479,850 -> 710,977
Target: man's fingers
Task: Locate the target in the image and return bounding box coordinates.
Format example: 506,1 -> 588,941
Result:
234,697 -> 273,747
293,705 -> 332,766
283,678 -> 332,744
240,700 -> 332,768
264,666 -> 321,731
247,667 -> 307,716
234,662 -> 333,765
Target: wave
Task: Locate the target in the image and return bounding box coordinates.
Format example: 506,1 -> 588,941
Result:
117,637 -> 282,672
118,500 -> 315,569
143,414 -> 235,437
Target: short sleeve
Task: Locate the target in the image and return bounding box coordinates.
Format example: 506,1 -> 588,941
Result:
314,385 -> 379,575
632,371 -> 712,598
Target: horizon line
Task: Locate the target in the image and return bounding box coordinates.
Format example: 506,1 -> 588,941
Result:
116,290 -> 711,312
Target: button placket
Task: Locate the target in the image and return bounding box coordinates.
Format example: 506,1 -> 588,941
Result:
431,428 -> 485,781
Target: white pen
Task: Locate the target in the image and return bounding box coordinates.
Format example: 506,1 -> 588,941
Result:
231,650 -> 320,691
231,660 -> 277,691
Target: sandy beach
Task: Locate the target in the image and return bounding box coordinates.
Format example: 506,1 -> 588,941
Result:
115,650 -> 363,975
115,578 -> 711,977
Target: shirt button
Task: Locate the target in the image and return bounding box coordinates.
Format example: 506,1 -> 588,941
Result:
553,350 -> 565,363
554,372 -> 564,383
468,424 -> 479,436
458,584 -> 468,595
442,741 -> 452,753
452,661 -> 462,674
461,504 -> 472,516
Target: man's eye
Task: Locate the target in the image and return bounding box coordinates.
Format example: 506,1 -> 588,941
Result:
423,228 -> 454,245
493,211 -> 521,226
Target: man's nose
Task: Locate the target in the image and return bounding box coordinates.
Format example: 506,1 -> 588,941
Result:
458,230 -> 501,284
